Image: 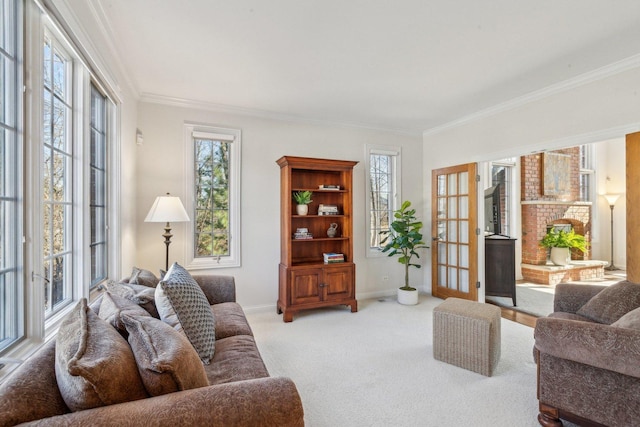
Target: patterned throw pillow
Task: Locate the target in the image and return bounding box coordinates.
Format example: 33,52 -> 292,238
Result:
122,314 -> 209,396
577,281 -> 640,324
155,262 -> 216,364
105,281 -> 159,318
55,299 -> 148,411
98,291 -> 151,334
129,267 -> 160,288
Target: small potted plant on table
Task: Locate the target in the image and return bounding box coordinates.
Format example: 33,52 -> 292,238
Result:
380,200 -> 428,305
540,226 -> 588,266
293,191 -> 313,215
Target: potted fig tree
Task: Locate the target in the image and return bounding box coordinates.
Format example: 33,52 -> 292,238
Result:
380,200 -> 428,305
540,226 -> 588,266
293,191 -> 313,215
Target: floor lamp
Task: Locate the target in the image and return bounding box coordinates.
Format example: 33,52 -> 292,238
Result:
603,194 -> 621,271
145,193 -> 190,271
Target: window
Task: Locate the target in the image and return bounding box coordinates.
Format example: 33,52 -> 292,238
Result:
89,85 -> 108,287
0,1 -> 118,368
579,144 -> 595,202
185,124 -> 241,269
42,32 -> 73,317
0,0 -> 23,353
366,145 -> 401,256
489,158 -> 516,237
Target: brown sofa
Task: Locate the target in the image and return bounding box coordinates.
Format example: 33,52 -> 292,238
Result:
0,274 -> 304,427
534,281 -> 640,427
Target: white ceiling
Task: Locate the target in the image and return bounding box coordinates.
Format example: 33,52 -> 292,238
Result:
95,0 -> 640,135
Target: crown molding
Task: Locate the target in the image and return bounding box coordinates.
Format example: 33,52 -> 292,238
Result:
139,93 -> 421,137
85,0 -> 141,100
423,53 -> 640,138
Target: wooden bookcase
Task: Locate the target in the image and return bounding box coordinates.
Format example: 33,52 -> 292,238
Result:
276,156 -> 358,322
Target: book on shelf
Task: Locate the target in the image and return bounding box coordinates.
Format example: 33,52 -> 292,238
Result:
323,252 -> 345,263
319,184 -> 341,190
293,228 -> 313,239
318,204 -> 339,216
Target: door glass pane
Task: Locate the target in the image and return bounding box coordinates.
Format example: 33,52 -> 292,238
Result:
439,265 -> 447,286
460,269 -> 469,292
448,220 -> 457,241
459,196 -> 468,218
448,173 -> 457,195
448,197 -> 457,218
438,242 -> 446,264
437,175 -> 446,196
448,267 -> 457,290
459,172 -> 468,193
437,197 -> 446,218
448,243 -> 457,265
460,220 -> 469,244
460,245 -> 469,268
437,220 -> 446,241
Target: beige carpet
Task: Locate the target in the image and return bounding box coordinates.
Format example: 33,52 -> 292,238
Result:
247,295 -> 543,426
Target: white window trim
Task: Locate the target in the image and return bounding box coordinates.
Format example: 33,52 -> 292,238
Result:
183,123 -> 241,269
365,144 -> 401,258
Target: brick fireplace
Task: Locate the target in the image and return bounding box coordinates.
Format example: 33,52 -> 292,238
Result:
519,148 -> 603,284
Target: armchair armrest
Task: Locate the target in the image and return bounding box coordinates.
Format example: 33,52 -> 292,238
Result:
553,283 -> 606,313
193,275 -> 236,304
535,317 -> 640,378
27,377 -> 303,427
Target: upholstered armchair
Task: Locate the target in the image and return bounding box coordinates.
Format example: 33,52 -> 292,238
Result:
533,281 -> 640,427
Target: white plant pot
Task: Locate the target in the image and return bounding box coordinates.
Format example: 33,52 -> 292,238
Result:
397,288 -> 419,305
296,204 -> 309,216
550,247 -> 571,266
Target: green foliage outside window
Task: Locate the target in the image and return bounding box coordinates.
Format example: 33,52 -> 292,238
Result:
194,138 -> 230,257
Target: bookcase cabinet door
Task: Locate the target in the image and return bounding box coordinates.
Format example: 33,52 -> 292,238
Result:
290,268 -> 323,305
324,265 -> 354,302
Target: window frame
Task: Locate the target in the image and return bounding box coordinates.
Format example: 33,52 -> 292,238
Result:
41,28 -> 75,319
88,83 -> 108,287
0,0 -> 24,355
365,144 -> 401,258
488,157 -> 517,238
183,123 -> 241,270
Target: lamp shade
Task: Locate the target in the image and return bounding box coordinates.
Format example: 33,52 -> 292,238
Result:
603,194 -> 621,206
145,194 -> 190,223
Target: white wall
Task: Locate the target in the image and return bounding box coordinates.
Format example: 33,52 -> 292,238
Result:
593,138 -> 626,266
135,101 -> 423,310
52,0 -> 140,278
423,65 -> 640,287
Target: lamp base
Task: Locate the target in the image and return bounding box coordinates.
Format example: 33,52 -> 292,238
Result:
604,264 -> 618,271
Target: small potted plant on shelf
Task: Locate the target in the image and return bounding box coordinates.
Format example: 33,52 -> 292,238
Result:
380,200 -> 428,305
293,191 -> 313,216
540,226 -> 588,266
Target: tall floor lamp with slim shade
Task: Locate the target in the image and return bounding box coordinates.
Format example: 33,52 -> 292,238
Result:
145,193 -> 190,271
603,193 -> 621,271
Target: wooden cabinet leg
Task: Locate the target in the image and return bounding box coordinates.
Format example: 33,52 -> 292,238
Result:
283,311 -> 294,323
350,301 -> 358,313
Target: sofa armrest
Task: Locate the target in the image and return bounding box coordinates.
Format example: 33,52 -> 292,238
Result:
26,377 -> 303,427
534,317 -> 640,378
553,283 -> 606,313
193,275 -> 236,304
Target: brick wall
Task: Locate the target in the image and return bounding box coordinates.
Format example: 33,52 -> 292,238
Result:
521,148 -> 592,265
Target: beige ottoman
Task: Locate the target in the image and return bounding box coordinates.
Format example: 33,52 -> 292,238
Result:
433,297 -> 501,376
